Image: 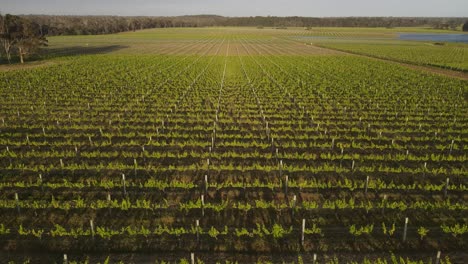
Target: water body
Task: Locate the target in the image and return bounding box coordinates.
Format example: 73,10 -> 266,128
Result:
399,33 -> 468,43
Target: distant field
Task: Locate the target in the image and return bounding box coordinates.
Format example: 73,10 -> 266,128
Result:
44,28 -> 342,56
265,27 -> 468,72
311,41 -> 468,71
40,27 -> 468,71
0,27 -> 467,263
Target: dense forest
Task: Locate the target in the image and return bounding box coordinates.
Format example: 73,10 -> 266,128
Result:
20,15 -> 468,36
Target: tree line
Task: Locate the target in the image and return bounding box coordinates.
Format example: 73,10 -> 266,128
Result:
1,14 -> 47,64
20,15 -> 468,36
22,15 -> 226,35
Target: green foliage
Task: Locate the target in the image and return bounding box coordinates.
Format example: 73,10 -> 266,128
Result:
417,226 -> 429,240
349,224 -> 374,236
0,224 -> 10,235
208,226 -> 220,239
441,223 -> 468,237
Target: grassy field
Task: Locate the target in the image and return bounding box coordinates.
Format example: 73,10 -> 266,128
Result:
0,27 -> 467,263
310,41 -> 468,71
280,27 -> 468,72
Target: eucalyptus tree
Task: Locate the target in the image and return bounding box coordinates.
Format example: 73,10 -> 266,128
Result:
0,14 -> 47,64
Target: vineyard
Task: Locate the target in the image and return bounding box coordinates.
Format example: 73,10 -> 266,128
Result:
316,42 -> 468,72
0,29 -> 467,263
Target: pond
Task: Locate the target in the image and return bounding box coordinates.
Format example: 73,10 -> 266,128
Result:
399,33 -> 468,43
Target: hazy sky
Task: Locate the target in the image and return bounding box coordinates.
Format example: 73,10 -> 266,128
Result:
1,0 -> 467,17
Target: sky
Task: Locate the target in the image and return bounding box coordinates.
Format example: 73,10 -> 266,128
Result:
1,0 -> 467,17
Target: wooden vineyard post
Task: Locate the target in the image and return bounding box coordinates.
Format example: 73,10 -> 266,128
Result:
403,217 -> 408,242
313,253 -> 317,264
63,254 -> 68,264
284,175 -> 288,195
381,195 -> 387,215
122,174 -> 127,196
435,251 -> 441,264
444,178 -> 449,199
266,126 -> 270,141
449,140 -> 454,155
39,174 -> 43,192
107,193 -> 112,215
340,147 -> 344,167
365,176 -> 369,196
90,219 -> 95,238
134,158 -> 138,177
291,195 -> 297,217
204,175 -> 208,194
301,218 -> 305,246
423,162 -> 427,177
196,219 -> 200,243
191,252 -> 195,264
201,195 -> 205,217
279,160 -> 283,177
15,193 -> 20,213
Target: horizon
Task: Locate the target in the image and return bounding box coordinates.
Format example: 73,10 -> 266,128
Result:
1,0 -> 468,17
4,14 -> 468,19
